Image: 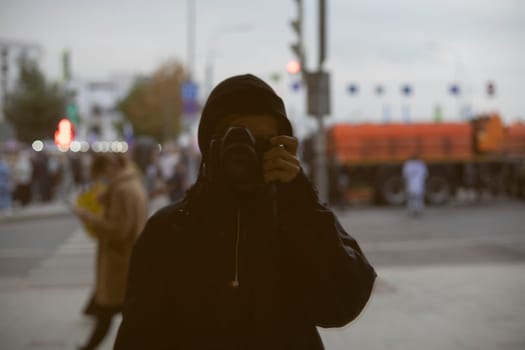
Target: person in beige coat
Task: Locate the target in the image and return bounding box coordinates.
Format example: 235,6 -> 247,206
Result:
74,153 -> 148,350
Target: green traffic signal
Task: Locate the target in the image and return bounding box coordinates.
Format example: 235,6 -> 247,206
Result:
67,103 -> 80,126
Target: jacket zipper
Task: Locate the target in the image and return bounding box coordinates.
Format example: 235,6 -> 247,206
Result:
231,208 -> 241,288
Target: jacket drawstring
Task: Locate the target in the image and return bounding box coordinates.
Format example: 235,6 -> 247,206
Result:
230,208 -> 241,288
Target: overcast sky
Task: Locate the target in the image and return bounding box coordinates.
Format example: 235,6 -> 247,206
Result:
1,0 -> 524,131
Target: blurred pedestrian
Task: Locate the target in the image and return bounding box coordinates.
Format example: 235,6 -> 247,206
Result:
144,147 -> 163,198
32,152 -> 51,201
12,150 -> 33,206
328,159 -> 349,209
73,153 -> 148,350
47,154 -> 62,200
114,74 -> 376,349
71,153 -> 88,192
79,154 -> 110,318
403,153 -> 428,216
166,161 -> 188,202
0,154 -> 12,216
158,146 -> 178,183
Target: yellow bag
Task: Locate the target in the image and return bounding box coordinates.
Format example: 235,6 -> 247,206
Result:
76,183 -> 106,238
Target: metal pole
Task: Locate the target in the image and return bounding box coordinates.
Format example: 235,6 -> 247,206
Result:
204,54 -> 213,98
185,0 -> 198,184
315,111 -> 328,203
315,0 -> 328,204
318,0 -> 326,69
187,0 -> 195,79
0,46 -> 7,122
204,23 -> 252,97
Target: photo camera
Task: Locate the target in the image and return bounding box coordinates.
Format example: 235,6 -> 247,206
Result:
207,126 -> 272,194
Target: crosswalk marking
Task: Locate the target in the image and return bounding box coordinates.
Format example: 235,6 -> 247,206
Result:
54,228 -> 95,256
0,228 -> 95,259
360,234 -> 525,253
2,225 -> 522,259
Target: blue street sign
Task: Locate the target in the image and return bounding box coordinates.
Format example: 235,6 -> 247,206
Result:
181,80 -> 199,114
401,84 -> 412,96
347,84 -> 359,95
449,84 -> 460,96
183,100 -> 200,114
181,80 -> 198,101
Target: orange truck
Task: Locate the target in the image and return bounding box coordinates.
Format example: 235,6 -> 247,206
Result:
303,113 -> 525,205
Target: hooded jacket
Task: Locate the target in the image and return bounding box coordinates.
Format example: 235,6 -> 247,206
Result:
114,74 -> 376,349
198,74 -> 293,155
114,172 -> 376,349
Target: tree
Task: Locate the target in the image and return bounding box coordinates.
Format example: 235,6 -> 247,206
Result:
119,60 -> 186,143
4,58 -> 69,143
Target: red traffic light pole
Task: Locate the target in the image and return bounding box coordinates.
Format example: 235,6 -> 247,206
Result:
54,118 -> 75,151
290,0 -> 330,203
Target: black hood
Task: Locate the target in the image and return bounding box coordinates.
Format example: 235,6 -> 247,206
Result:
198,74 -> 293,155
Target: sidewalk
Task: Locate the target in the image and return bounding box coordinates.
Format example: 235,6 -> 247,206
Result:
320,262 -> 525,350
0,201 -> 70,223
2,237 -> 523,350
0,195 -> 171,225
1,203 -> 524,349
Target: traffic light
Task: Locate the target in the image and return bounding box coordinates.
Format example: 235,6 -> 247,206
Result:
54,118 -> 75,150
66,103 -> 80,126
487,81 -> 495,97
318,0 -> 326,67
286,60 -> 301,75
290,0 -> 305,73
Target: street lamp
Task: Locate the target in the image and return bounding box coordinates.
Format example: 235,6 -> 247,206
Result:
204,24 -> 253,97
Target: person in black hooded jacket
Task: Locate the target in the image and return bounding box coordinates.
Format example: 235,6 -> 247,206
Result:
113,74 -> 376,350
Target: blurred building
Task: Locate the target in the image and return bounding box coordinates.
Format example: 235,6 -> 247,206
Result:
0,43 -> 138,147
66,74 -> 136,143
0,39 -> 42,142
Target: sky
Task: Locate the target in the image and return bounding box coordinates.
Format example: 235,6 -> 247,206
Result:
1,0 -> 524,135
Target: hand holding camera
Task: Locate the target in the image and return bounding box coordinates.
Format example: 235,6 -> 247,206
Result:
263,136 -> 301,184
207,127 -> 301,193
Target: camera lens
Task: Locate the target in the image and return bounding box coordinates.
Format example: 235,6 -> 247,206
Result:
210,126 -> 267,193
222,144 -> 258,182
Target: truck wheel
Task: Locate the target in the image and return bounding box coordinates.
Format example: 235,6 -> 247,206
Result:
508,176 -> 520,197
381,174 -> 406,206
518,177 -> 525,199
426,175 -> 451,205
